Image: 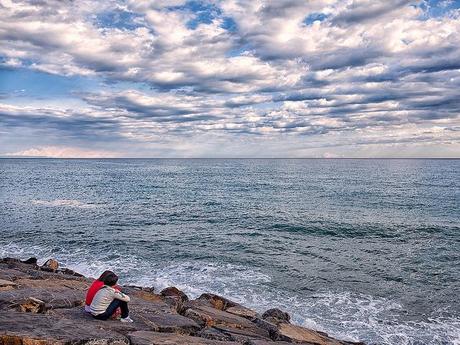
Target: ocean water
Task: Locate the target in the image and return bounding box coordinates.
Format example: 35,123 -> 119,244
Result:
0,158 -> 459,344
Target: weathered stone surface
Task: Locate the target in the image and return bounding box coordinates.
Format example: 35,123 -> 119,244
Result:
137,311 -> 201,334
21,258 -> 38,265
0,311 -> 128,345
0,287 -> 85,310
42,259 -> 59,271
0,279 -> 17,288
128,331 -> 239,345
184,304 -> 270,340
198,327 -> 234,341
248,340 -> 294,345
0,279 -> 17,292
261,308 -> 291,324
160,286 -> 189,313
212,325 -> 271,343
274,322 -> 344,344
226,305 -> 258,320
15,297 -> 46,313
196,293 -> 238,311
161,286 -> 189,302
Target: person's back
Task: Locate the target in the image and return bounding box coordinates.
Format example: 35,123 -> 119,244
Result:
89,272 -> 133,322
90,285 -> 130,315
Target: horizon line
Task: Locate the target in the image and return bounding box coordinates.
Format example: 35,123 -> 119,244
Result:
1,157 -> 459,160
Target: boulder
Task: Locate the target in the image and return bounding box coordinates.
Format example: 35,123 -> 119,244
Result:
161,286 -> 189,302
226,305 -> 258,320
15,296 -> 46,313
0,279 -> 17,292
0,287 -> 85,310
128,331 -> 239,345
184,304 -> 270,340
0,311 -> 128,345
261,308 -> 291,324
248,340 -> 294,345
196,293 -> 238,311
137,311 -> 201,334
21,257 -> 38,265
160,286 -> 189,313
274,322 -> 344,344
42,259 -> 59,271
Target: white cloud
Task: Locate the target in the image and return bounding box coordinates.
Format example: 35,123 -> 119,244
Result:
0,0 -> 459,157
4,146 -> 120,158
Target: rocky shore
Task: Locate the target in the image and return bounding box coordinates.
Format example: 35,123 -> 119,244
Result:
0,257 -> 365,345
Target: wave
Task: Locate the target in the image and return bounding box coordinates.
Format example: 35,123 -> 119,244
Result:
31,199 -> 98,209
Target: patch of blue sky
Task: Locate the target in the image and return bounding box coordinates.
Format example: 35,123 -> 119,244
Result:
0,68 -> 100,100
225,44 -> 250,57
94,9 -> 144,30
168,0 -> 222,29
416,0 -> 460,19
303,12 -> 328,26
221,17 -> 238,32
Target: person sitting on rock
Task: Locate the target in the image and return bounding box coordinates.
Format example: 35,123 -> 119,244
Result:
89,272 -> 133,322
84,270 -> 120,313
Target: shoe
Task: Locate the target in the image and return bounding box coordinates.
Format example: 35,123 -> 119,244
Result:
120,316 -> 133,323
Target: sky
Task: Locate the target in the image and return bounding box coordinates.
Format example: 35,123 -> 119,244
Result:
0,0 -> 459,158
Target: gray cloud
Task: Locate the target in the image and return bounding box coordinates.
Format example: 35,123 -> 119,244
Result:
0,0 -> 459,157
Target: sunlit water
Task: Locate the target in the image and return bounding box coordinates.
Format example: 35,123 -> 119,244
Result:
0,158 -> 458,344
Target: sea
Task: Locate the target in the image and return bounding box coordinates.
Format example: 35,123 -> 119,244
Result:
0,158 -> 458,345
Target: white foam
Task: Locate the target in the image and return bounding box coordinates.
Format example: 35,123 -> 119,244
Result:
31,199 -> 98,209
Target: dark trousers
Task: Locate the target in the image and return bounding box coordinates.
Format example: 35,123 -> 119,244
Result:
93,299 -> 129,320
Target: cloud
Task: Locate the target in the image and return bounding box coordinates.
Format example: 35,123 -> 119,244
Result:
4,146 -> 120,158
0,0 -> 459,157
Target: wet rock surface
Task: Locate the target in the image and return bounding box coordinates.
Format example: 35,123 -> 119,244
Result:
0,257 -> 365,345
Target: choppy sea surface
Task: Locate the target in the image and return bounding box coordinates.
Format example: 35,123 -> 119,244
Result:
0,158 -> 459,344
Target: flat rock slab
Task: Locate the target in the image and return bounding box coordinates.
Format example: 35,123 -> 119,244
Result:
226,305 -> 257,320
137,311 -> 201,334
0,311 -> 128,345
128,331 -> 240,345
0,279 -> 17,287
248,340 -> 295,345
276,323 -> 344,345
0,287 -> 84,310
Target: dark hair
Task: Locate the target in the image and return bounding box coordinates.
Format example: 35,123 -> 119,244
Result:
103,272 -> 119,287
97,270 -> 114,282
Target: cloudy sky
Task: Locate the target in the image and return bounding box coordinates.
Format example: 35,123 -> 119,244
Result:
1,0 -> 459,158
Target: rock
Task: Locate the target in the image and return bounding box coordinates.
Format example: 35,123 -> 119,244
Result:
0,287 -> 85,310
42,258 -> 59,270
196,293 -> 238,311
212,325 -> 271,343
16,296 -> 46,313
161,286 -> 189,302
184,304 -> 270,340
198,327 -> 234,341
59,267 -> 84,277
261,308 -> 291,324
248,340 -> 293,345
21,257 -> 38,265
161,286 -> 189,313
137,311 -> 201,334
0,311 -> 128,345
128,331 -> 240,345
274,322 -> 344,345
0,279 -> 17,292
226,305 -> 258,320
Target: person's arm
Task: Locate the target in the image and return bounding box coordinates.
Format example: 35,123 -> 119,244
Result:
112,288 -> 130,302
